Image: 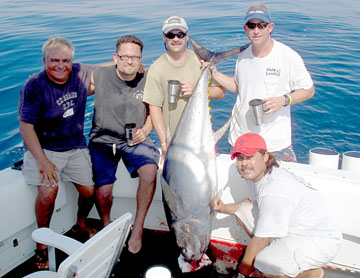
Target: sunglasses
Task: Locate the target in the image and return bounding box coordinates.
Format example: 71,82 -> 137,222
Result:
245,22 -> 269,30
164,32 -> 187,39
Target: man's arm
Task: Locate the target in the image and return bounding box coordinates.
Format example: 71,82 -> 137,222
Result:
19,121 -> 59,185
149,104 -> 167,162
210,197 -> 251,215
263,85 -> 315,114
208,85 -> 226,100
88,72 -> 95,96
238,236 -> 270,276
211,69 -> 238,93
287,86 -> 315,105
132,112 -> 153,145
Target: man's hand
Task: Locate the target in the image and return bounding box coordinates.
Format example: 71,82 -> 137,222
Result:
210,197 -> 225,213
131,128 -> 147,145
263,96 -> 286,114
201,60 -> 218,77
159,144 -> 168,165
180,82 -> 194,98
38,158 -> 59,186
138,64 -> 146,74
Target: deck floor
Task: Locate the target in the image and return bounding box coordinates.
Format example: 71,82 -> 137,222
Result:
5,220 -> 359,278
3,220 -> 233,278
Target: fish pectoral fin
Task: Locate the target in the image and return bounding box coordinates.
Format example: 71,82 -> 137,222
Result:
214,99 -> 242,144
160,175 -> 183,219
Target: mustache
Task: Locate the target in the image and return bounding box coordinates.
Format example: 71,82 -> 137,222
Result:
237,167 -> 251,177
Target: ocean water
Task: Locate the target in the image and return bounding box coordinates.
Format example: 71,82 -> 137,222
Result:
0,0 -> 359,170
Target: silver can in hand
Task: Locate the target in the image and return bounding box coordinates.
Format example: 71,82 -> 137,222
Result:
125,123 -> 136,147
249,99 -> 267,125
168,80 -> 180,104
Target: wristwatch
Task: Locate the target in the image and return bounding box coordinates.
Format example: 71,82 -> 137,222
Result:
283,94 -> 290,106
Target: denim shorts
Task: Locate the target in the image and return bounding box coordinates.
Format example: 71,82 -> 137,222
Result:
89,138 -> 160,188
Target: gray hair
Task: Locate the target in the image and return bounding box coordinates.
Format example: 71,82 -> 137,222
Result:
116,35 -> 143,53
42,36 -> 75,61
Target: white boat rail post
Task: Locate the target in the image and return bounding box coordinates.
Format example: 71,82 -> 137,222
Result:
308,147 -> 340,169
341,151 -> 360,173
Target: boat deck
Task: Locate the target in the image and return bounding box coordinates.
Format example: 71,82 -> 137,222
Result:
3,221 -> 232,278
4,221 -> 360,278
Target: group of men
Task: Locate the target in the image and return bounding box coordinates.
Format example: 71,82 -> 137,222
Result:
18,3 -> 341,277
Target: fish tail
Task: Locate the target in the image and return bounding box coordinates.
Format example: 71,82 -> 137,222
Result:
189,36 -> 250,65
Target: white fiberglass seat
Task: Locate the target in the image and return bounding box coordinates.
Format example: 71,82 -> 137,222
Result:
24,212 -> 132,278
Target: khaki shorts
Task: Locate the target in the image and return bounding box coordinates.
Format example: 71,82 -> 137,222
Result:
234,202 -> 340,277
22,148 -> 94,186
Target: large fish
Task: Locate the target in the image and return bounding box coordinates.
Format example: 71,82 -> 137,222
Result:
161,37 -> 249,263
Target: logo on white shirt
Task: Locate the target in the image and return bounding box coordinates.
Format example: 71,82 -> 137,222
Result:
266,68 -> 281,76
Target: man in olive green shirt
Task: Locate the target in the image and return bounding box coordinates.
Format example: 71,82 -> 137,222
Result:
142,16 -> 225,161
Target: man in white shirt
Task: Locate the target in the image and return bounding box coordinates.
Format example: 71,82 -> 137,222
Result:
210,4 -> 315,162
211,133 -> 341,278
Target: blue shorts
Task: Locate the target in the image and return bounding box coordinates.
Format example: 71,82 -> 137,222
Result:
89,138 -> 160,188
272,145 -> 297,162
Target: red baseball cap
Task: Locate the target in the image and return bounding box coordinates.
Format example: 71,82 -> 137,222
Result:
231,133 -> 267,160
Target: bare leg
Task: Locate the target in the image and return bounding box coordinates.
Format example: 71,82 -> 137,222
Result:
34,185 -> 58,269
128,164 -> 157,254
74,183 -> 95,233
95,183 -> 114,227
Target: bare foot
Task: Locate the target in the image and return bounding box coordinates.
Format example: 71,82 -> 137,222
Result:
297,267 -> 324,278
127,227 -> 142,254
34,248 -> 49,270
72,224 -> 98,239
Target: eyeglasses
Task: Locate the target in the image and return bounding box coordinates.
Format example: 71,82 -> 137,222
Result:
245,22 -> 269,30
116,54 -> 141,61
164,32 -> 187,39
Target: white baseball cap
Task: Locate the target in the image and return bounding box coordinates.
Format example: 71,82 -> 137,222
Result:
162,16 -> 188,34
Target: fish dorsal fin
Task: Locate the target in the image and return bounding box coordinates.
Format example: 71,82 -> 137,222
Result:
189,36 -> 250,65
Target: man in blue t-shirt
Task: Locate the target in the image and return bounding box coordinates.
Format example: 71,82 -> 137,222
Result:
18,36 -> 96,270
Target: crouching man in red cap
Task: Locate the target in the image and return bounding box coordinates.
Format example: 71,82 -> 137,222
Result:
210,133 -> 342,278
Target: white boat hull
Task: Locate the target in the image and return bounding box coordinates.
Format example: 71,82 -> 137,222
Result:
1,154 -> 359,277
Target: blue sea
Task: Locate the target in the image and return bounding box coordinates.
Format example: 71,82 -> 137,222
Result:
0,0 -> 359,170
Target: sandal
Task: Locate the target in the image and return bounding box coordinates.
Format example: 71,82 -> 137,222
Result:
34,248 -> 49,270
